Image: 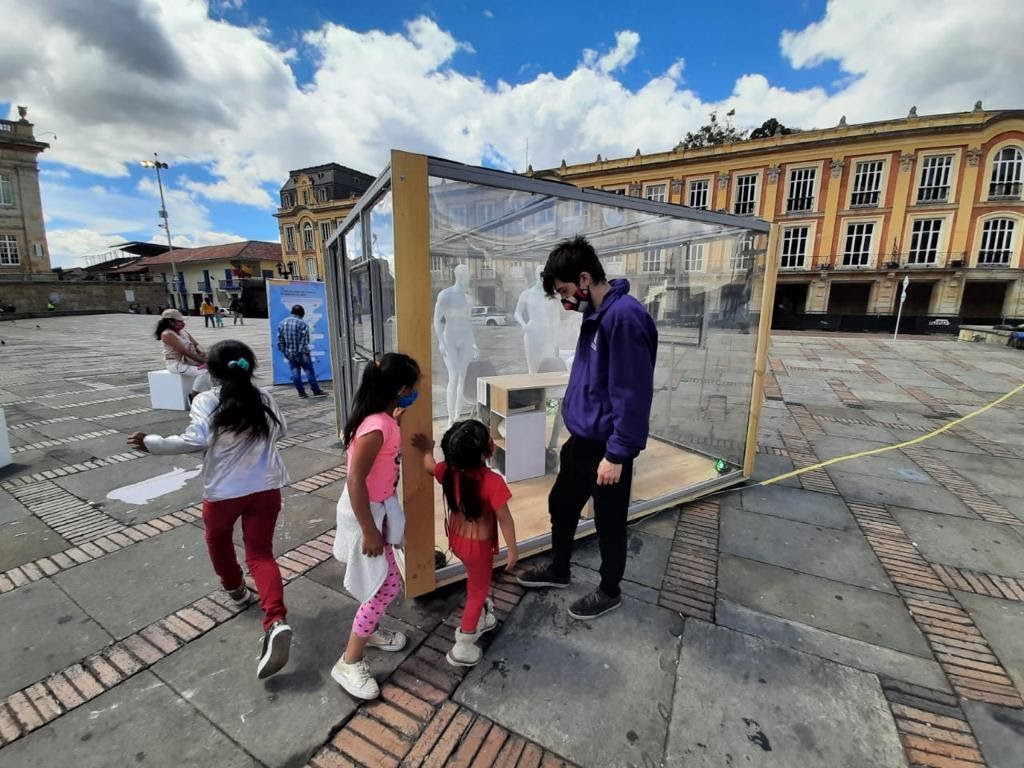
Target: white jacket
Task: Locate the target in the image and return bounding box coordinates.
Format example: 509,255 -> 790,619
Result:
333,487 -> 405,603
143,388 -> 289,501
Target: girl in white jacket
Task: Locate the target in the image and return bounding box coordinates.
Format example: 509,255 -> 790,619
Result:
128,339 -> 292,680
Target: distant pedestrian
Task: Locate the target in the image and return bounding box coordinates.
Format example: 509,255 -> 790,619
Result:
330,353 -> 421,700
412,419 -> 517,667
276,304 -> 326,398
200,297 -> 216,327
127,339 -> 293,679
213,306 -> 225,327
230,297 -> 245,325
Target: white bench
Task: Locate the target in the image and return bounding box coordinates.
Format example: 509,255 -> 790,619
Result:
0,407 -> 10,469
148,370 -> 194,411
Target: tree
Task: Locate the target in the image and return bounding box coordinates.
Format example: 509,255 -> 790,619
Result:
749,118 -> 795,140
677,110 -> 747,150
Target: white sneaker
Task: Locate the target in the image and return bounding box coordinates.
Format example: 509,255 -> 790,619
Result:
476,599 -> 497,635
331,655 -> 380,700
367,626 -> 407,652
446,628 -> 482,667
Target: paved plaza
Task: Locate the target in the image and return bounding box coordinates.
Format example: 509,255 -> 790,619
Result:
0,314 -> 1023,767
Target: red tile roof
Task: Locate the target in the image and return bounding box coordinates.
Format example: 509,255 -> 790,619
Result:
137,240 -> 281,266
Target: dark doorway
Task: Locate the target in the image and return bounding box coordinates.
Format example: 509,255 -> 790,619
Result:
960,281 -> 1009,322
772,283 -> 808,329
902,282 -> 935,316
827,282 -> 872,315
476,286 -> 496,307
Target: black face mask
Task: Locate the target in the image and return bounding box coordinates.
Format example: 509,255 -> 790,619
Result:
561,286 -> 590,313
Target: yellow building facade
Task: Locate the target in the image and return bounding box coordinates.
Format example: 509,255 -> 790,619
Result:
535,107 -> 1024,329
274,163 -> 375,282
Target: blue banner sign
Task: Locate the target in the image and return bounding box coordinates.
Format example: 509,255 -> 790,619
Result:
266,279 -> 333,385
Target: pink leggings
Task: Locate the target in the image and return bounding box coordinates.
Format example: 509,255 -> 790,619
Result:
351,545 -> 402,638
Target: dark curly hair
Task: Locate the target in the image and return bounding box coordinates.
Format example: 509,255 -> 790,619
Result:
439,419 -> 491,522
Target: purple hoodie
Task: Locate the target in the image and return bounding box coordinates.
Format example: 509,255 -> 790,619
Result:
561,279 -> 658,462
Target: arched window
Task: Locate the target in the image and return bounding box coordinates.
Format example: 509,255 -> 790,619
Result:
978,218 -> 1015,265
989,147 -> 1022,199
302,222 -> 314,251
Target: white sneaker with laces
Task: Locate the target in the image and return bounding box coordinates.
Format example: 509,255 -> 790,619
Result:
331,655 -> 380,700
366,626 -> 407,652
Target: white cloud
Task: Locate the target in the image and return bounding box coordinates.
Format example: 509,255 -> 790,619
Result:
3,0 -> 1023,260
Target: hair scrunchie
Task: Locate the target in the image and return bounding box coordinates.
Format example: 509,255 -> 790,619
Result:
228,358 -> 251,371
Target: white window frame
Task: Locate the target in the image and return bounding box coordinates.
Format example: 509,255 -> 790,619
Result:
906,218 -> 943,264
780,225 -> 809,269
687,178 -> 710,210
785,165 -> 819,213
450,205 -> 467,228
986,144 -> 1023,201
301,189 -> 311,205
732,172 -> 760,216
916,152 -> 955,204
305,257 -> 318,280
0,234 -> 18,265
975,216 -> 1019,267
603,185 -> 627,195
643,182 -> 667,203
841,220 -> 876,268
301,222 -> 314,251
430,254 -> 444,272
320,221 -> 332,245
316,187 -> 328,202
284,226 -> 295,251
848,158 -> 887,208
641,248 -> 663,273
0,174 -> 14,207
731,234 -> 756,271
603,253 -> 625,275
683,243 -> 706,272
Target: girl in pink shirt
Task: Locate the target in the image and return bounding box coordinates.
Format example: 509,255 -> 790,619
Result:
331,352 -> 421,700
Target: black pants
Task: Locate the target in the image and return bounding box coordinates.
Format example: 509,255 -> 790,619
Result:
549,435 -> 634,597
204,315 -> 213,327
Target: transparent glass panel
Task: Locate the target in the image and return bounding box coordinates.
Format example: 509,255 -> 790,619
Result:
426,175 -> 765,559
368,190 -> 398,352
342,217 -> 374,362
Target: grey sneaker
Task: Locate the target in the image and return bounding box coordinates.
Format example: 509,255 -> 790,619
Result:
227,584 -> 257,607
256,620 -> 292,679
568,589 -> 621,620
516,563 -> 570,589
366,626 -> 407,652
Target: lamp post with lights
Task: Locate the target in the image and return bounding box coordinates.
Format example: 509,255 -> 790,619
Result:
139,153 -> 181,308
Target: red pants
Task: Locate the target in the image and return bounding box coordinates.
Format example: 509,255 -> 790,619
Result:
450,534 -> 494,633
202,488 -> 286,631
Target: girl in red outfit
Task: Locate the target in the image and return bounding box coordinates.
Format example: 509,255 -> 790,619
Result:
412,420 -> 518,666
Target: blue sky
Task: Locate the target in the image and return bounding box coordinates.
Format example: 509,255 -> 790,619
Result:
2,0 -> 1021,267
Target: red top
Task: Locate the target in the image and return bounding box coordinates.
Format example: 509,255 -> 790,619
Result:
433,461 -> 511,552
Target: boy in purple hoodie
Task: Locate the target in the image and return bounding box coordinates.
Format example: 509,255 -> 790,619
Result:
517,236 -> 658,619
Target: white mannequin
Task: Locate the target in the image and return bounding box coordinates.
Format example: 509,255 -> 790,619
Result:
433,264 -> 478,426
514,264 -> 560,373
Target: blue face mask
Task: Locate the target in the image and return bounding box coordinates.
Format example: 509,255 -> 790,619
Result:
397,389 -> 419,408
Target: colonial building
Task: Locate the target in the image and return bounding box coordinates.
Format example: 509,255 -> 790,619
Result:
137,240 -> 282,313
274,163 -> 375,281
0,107 -> 51,276
533,106 -> 1024,329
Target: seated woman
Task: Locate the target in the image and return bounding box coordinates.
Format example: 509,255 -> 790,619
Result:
155,309 -> 211,399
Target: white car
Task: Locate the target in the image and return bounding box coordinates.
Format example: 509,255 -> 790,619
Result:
471,306 -> 509,326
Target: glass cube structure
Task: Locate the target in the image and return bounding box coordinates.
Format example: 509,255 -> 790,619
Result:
325,151 -> 777,596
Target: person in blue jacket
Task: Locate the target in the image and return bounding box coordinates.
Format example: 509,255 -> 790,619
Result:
517,235 -> 658,619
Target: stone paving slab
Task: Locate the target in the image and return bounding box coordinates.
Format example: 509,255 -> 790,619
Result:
29,418 -> 101,440
55,453 -> 204,525
0,487 -> 31,524
153,576 -> 424,768
0,578 -> 113,699
455,587 -> 683,768
570,527 -> 670,589
53,524 -> 235,640
0,446 -> 100,480
747,453 -> 801,487
665,621 -> 909,768
0,515 -> 70,571
721,507 -> 895,593
829,468 -> 976,517
956,591 -> 1024,695
718,554 -> 932,657
893,507 -> 1024,578
962,700 -> 1024,768
716,599 -> 950,692
0,672 -> 257,768
736,484 -> 855,529
279,446 -> 345,483
631,506 -> 679,539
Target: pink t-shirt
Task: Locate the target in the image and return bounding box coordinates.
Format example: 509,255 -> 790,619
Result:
355,412 -> 401,502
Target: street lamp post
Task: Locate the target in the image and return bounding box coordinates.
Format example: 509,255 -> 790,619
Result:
140,153 -> 180,309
